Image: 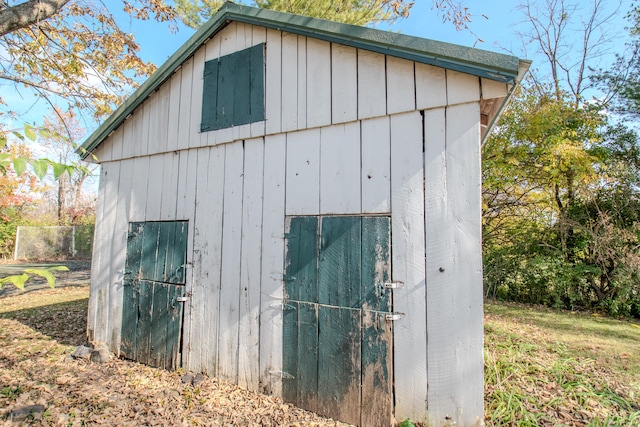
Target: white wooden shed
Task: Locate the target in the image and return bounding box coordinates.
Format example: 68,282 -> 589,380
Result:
79,3 -> 529,426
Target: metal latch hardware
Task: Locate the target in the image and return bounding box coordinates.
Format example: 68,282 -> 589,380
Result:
384,312 -> 405,321
176,296 -> 188,302
269,370 -> 295,379
383,281 -> 405,289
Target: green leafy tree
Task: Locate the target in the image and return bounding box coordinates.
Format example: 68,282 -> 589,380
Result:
174,0 -> 476,29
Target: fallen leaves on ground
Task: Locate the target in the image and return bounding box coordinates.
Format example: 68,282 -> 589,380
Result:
0,287 -> 349,426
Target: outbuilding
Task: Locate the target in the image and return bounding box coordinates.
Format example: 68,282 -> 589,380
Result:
80,3 -> 529,426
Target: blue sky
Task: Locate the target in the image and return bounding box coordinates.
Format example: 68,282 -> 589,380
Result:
4,0 -> 634,134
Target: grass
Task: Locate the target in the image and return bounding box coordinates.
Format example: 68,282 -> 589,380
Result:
484,301 -> 640,426
1,287 -> 638,425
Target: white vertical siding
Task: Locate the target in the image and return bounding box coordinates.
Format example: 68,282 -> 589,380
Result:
390,111 -> 428,420
357,50 -> 387,120
108,158 -> 133,353
177,149 -> 199,368
331,44 -> 358,124
416,63 -> 447,110
258,134 -> 286,396
361,116 -> 391,213
285,128 -> 320,215
425,102 -> 484,426
447,70 -> 480,105
176,57 -> 194,151
265,29 -> 283,135
306,38 -> 331,129
238,137 -> 265,391
166,70 -> 182,152
387,56 -> 415,114
320,122 -> 361,214
250,26 -> 267,138
281,33 -> 299,132
87,165 -> 109,342
218,142 -> 245,382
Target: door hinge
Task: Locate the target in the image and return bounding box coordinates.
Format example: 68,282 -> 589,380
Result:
383,281 -> 405,289
176,296 -> 188,302
384,312 -> 405,321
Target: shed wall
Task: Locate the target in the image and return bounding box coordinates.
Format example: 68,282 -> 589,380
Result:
88,21 -> 509,427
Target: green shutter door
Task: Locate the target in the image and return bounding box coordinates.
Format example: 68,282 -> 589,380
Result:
283,216 -> 393,427
121,221 -> 188,370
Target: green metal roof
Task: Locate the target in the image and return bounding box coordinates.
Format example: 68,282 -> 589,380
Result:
79,1 -> 529,159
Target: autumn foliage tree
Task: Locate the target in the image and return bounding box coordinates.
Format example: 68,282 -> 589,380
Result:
483,0 -> 640,317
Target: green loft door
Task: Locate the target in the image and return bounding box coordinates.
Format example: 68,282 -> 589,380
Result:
121,221 -> 188,370
283,216 -> 393,427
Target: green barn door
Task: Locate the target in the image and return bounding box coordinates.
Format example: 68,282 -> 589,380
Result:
121,221 -> 188,370
283,216 -> 393,427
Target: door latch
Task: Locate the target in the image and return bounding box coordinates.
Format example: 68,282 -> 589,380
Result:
383,281 -> 405,289
384,312 -> 405,321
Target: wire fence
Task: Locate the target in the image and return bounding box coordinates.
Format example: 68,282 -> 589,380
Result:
13,225 -> 94,260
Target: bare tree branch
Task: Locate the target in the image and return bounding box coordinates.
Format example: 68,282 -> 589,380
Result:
0,0 -> 71,37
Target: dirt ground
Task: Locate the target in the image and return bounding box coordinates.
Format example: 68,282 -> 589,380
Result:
0,260 -> 91,298
0,263 -> 351,426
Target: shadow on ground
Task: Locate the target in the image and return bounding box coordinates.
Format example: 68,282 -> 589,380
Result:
0,297 -> 89,346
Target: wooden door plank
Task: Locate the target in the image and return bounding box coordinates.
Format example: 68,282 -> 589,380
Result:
390,111 -> 428,419
361,311 -> 393,427
238,137 -> 264,391
319,216 -> 361,308
120,278 -> 139,360
361,116 -> 391,214
135,280 -> 154,366
331,44 -> 357,124
167,284 -> 185,370
167,221 -> 188,284
283,216 -> 319,303
120,222 -> 144,359
154,221 -> 171,282
140,221 -> 160,281
319,122 -> 361,214
317,306 -> 361,426
285,128 -> 320,215
258,134 -> 286,395
361,216 -> 391,312
357,50 -> 387,120
295,302 -> 319,413
281,300 -> 299,404
149,282 -> 169,368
